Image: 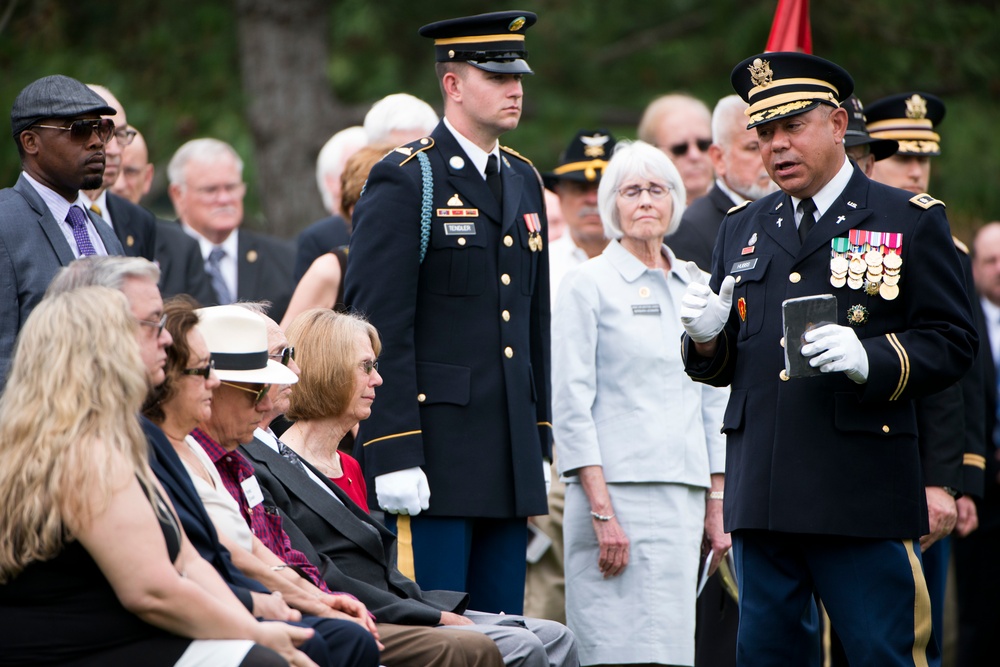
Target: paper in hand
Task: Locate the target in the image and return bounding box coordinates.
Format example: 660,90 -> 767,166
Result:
782,294 -> 838,378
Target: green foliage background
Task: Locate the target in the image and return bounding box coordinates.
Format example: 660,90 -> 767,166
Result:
1,0 -> 997,239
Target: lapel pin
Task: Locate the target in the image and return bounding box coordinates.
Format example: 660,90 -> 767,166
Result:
246,250 -> 258,263
776,217 -> 783,228
449,156 -> 465,170
836,215 -> 846,224
847,201 -> 857,209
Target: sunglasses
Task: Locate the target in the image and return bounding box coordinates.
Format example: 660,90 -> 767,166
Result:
359,360 -> 379,375
182,359 -> 215,380
268,346 -> 295,367
667,138 -> 712,157
220,381 -> 271,405
32,118 -> 116,144
136,313 -> 167,337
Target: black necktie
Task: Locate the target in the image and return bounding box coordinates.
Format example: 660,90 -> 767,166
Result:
798,198 -> 817,244
485,154 -> 502,206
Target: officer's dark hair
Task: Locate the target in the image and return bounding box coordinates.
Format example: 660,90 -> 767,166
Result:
435,61 -> 467,99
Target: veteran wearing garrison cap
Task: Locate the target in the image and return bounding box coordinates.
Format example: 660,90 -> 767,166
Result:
679,52 -> 977,666
343,11 -> 551,614
0,74 -> 124,387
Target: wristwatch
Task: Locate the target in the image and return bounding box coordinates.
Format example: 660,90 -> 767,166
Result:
941,486 -> 959,498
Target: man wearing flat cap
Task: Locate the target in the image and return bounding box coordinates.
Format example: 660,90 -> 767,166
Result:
679,52 -> 977,666
344,10 -> 551,615
0,74 -> 124,386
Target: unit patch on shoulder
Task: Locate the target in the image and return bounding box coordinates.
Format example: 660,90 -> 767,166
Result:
727,200 -> 752,215
909,193 -> 944,210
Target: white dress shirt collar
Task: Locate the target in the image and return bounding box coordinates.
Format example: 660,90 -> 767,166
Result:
443,116 -> 499,179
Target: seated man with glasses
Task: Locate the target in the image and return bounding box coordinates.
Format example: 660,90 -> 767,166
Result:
79,84 -> 158,263
167,138 -> 296,321
0,74 -> 126,387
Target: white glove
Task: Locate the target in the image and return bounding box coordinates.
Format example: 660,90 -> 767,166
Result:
800,323 -> 869,383
543,460 -> 552,496
680,261 -> 736,343
375,467 -> 431,515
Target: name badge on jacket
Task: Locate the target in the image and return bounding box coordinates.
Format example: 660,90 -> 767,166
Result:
631,304 -> 661,315
242,475 -> 264,508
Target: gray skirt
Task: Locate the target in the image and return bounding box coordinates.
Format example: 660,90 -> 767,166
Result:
564,481 -> 705,666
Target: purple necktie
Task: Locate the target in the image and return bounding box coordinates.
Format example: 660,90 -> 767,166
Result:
66,206 -> 97,257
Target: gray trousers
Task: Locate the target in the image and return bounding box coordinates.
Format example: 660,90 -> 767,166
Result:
455,610 -> 579,667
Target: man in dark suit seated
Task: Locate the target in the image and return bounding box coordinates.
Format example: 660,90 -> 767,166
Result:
667,94 -> 778,272
0,74 -> 125,386
167,138 -> 296,320
45,255 -> 381,667
79,84 -> 157,262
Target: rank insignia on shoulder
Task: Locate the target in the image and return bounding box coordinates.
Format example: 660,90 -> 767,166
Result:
500,145 -> 533,165
728,200 -> 752,215
909,193 -> 945,209
953,235 -> 969,255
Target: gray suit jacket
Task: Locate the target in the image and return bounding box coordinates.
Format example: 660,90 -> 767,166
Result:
240,437 -> 468,625
0,174 -> 123,385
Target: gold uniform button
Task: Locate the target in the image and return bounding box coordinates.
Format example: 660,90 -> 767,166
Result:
504,346 -> 514,359
779,336 -> 785,348
735,275 -> 742,283
457,237 -> 467,246
882,425 -> 890,433
501,274 -> 511,285
417,393 -> 426,403
779,369 -> 789,381
502,310 -> 510,322
789,272 -> 801,283
504,235 -> 514,247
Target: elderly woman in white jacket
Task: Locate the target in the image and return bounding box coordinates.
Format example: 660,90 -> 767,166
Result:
553,140 -> 729,667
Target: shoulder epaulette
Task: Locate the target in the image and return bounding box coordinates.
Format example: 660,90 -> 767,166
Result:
387,137 -> 435,166
500,145 -> 533,166
953,235 -> 969,255
909,193 -> 945,210
727,200 -> 752,215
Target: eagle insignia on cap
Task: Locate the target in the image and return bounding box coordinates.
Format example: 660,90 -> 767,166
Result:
580,133 -> 610,158
748,58 -> 773,87
905,94 -> 927,120
508,16 -> 526,31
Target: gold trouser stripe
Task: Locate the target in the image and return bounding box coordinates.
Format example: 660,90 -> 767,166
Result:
362,430 -> 422,447
886,333 -> 910,401
820,602 -> 832,667
964,453 -> 987,469
396,515 -> 416,580
903,539 -> 932,667
435,34 -> 525,46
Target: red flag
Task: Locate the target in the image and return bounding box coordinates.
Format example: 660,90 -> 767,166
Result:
765,0 -> 812,53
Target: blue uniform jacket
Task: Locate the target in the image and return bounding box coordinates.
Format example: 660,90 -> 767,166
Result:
344,121 -> 551,518
684,166 -> 977,539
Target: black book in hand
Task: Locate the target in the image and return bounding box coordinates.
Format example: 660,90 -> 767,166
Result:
782,294 -> 838,378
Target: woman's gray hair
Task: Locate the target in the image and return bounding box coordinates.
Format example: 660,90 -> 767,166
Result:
597,140 -> 686,240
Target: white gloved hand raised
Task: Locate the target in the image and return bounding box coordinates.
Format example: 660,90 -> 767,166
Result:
800,323 -> 869,383
375,467 -> 431,515
680,261 -> 736,343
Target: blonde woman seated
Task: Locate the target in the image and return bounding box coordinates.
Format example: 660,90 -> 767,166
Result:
281,145 -> 394,330
0,287 -> 311,667
281,308 -> 382,511
144,297 -> 380,629
553,141 -> 729,667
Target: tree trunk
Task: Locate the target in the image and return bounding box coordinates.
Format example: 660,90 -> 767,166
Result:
235,0 -> 348,238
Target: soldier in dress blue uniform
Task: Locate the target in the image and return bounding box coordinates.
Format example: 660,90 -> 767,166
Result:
679,52 -> 978,666
343,10 -> 551,615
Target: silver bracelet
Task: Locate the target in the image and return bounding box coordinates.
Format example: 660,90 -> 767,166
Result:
707,491 -> 724,501
590,510 -> 615,521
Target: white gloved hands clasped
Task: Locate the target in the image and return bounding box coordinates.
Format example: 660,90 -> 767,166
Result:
680,261 -> 736,343
800,324 -> 869,383
375,467 -> 431,515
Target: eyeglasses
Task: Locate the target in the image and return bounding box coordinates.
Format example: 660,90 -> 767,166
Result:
182,359 -> 215,380
359,360 -> 379,375
190,183 -> 246,199
114,127 -> 137,146
666,138 -> 712,157
269,346 -> 295,367
220,381 -> 271,404
617,184 -> 672,201
136,313 -> 167,337
32,119 -> 116,144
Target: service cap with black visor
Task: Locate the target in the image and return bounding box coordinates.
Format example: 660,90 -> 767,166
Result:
419,10 -> 536,75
